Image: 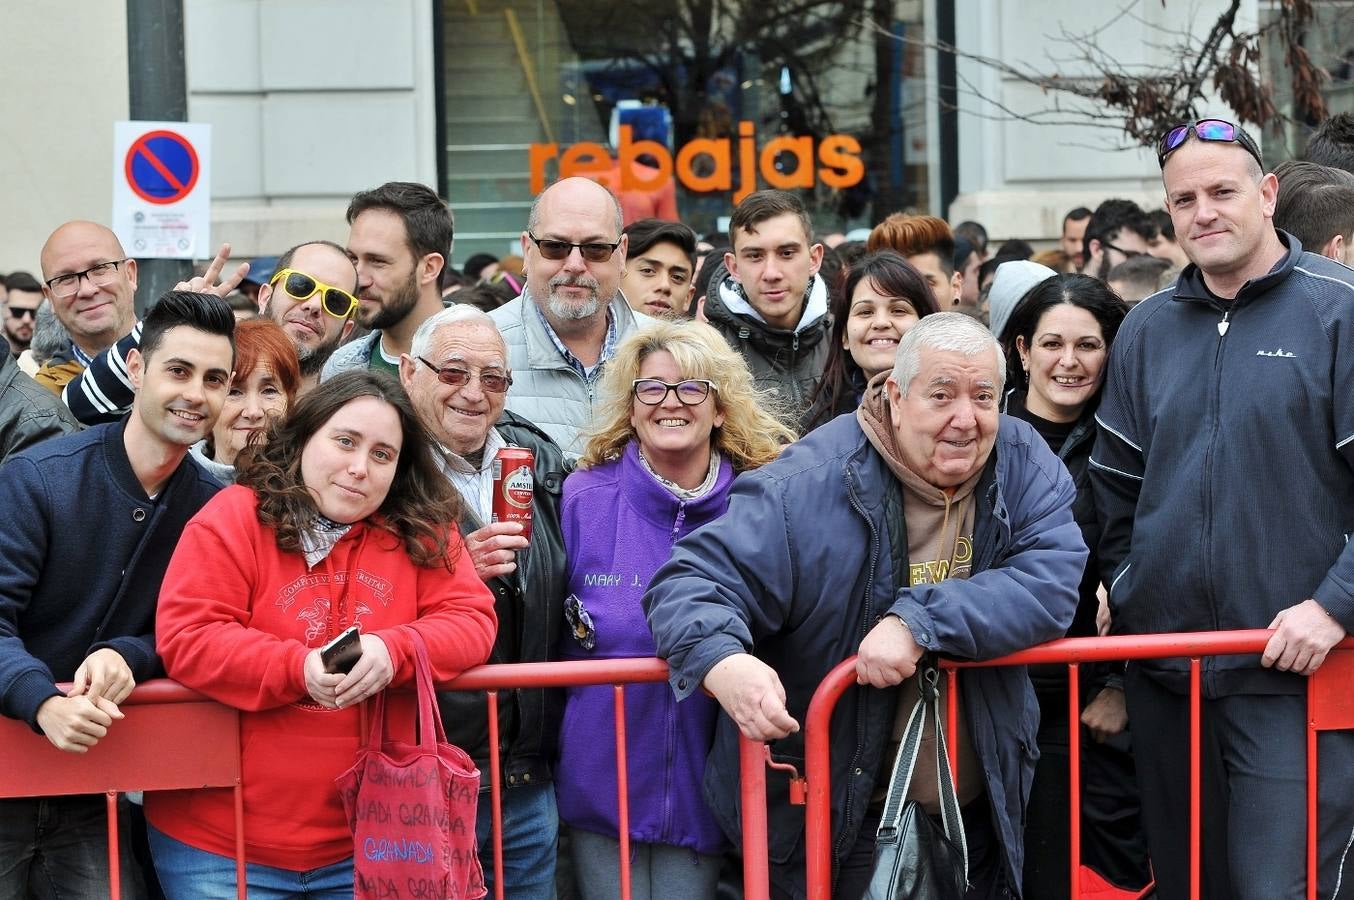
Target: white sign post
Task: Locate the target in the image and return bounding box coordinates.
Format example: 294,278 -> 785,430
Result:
112,121 -> 211,260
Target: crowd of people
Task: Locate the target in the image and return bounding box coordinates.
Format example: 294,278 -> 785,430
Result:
3,111 -> 1354,900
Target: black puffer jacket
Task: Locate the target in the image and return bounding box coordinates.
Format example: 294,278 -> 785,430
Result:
703,264 -> 832,432
0,352 -> 78,466
436,410 -> 570,791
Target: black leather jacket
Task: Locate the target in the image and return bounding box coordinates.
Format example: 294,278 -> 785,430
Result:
0,352 -> 78,466
437,410 -> 569,791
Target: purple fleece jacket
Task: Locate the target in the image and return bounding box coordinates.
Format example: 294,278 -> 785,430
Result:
556,440 -> 733,854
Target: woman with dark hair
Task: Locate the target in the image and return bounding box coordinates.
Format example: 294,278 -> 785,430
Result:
191,318 -> 302,483
145,371 -> 496,898
1003,274 -> 1150,898
804,249 -> 939,430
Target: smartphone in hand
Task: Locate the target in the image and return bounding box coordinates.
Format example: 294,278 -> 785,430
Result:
321,625 -> 362,674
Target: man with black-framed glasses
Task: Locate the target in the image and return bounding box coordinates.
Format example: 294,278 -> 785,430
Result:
490,176 -> 653,456
35,221 -> 139,395
398,304 -> 569,900
1081,199 -> 1157,283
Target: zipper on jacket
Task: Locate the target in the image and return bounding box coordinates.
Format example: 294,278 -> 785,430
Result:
837,466 -> 882,865
1200,308 -> 1230,633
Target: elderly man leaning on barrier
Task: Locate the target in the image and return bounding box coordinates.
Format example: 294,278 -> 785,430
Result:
644,312 -> 1085,900
399,304 -> 569,900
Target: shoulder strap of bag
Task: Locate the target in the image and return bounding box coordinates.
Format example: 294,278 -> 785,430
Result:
876,665 -> 969,884
364,631 -> 449,751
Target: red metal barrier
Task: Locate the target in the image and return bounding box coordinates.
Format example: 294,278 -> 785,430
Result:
802,631 -> 1354,900
0,660 -> 774,899
0,683 -> 245,900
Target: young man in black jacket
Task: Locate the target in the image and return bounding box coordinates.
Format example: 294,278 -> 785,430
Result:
0,291 -> 235,899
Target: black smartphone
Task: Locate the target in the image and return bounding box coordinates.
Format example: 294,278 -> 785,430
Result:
320,625 -> 362,674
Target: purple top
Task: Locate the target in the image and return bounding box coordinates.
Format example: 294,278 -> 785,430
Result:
556,440 -> 734,853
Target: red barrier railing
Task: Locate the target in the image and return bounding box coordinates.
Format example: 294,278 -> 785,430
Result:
801,631 -> 1354,900
0,659 -> 774,900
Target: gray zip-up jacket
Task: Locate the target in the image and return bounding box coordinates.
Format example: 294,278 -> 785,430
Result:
1091,233 -> 1354,695
489,292 -> 652,456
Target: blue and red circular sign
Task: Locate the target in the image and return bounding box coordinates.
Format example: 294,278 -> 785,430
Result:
124,129 -> 200,204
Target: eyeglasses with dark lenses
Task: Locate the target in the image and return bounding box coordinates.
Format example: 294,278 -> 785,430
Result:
417,357 -> 512,393
268,268 -> 359,320
45,259 -> 129,299
6,307 -> 37,320
528,233 -> 621,262
632,378 -> 715,406
1157,118 -> 1264,170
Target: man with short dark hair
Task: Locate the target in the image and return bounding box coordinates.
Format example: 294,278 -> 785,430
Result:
1082,200 -> 1155,282
702,190 -> 830,425
1145,208 -> 1190,268
2,272 -> 42,357
1061,207 -> 1093,271
1303,111 -> 1354,174
1106,254 -> 1173,305
620,218 -> 697,319
1092,118 -> 1354,900
0,291 -> 235,899
322,181 -> 454,379
36,222 -> 140,395
490,176 -> 652,455
1272,160 -> 1354,264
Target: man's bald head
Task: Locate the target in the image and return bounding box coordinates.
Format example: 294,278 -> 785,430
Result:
39,220 -> 138,355
527,176 -> 624,237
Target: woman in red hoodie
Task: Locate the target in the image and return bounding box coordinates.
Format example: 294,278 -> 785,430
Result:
146,371 -> 496,899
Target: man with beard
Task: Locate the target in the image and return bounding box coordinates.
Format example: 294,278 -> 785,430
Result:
1081,199 -> 1155,283
257,240 -> 356,391
2,272 -> 42,357
321,181 -> 452,380
490,176 -> 652,455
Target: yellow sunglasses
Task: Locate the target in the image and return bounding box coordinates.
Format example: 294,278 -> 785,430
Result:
268,268 -> 359,319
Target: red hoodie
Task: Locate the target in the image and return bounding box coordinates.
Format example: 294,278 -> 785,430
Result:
145,485 -> 496,870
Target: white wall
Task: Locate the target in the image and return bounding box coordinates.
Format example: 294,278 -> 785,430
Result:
185,0 -> 440,255
948,0 -> 1256,240
0,3 -> 130,274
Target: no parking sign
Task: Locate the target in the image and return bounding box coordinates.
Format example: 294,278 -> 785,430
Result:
112,122 -> 211,260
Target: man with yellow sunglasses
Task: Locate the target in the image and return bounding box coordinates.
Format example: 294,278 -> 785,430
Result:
61,241 -> 358,425
258,240 -> 357,392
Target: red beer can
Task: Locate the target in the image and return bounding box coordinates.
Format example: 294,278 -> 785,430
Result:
491,446 -> 535,541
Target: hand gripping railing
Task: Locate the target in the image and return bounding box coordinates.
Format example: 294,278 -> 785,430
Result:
798,630 -> 1354,900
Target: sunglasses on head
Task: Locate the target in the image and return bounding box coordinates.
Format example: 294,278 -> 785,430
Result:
1158,118 -> 1264,170
268,269 -> 359,319
528,233 -> 621,263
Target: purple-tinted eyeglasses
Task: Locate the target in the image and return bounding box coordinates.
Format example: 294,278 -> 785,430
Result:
1157,118 -> 1264,170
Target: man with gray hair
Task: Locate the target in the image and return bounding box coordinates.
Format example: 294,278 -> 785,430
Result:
490,176 -> 652,455
645,312 -> 1085,897
398,304 -> 568,900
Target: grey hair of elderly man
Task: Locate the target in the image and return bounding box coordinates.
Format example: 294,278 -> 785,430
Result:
890,311 -> 1006,396
408,303 -> 501,360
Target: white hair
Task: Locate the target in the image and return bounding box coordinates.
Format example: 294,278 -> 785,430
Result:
409,304 -> 501,360
891,311 -> 1005,396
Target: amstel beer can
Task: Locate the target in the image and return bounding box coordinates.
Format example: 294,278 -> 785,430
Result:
491,447 -> 534,541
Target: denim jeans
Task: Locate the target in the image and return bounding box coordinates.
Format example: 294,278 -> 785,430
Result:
147,825 -> 352,900
0,794 -> 145,900
474,782 -> 559,900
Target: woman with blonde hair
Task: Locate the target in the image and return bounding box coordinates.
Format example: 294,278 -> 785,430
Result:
557,320 -> 791,899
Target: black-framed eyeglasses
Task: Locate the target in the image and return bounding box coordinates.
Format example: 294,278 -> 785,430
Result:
1102,242 -> 1146,260
527,233 -> 621,263
631,378 -> 715,406
45,259 -> 129,299
417,357 -> 512,393
1157,118 -> 1264,170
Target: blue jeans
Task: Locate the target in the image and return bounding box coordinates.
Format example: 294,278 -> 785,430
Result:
474,782 -> 558,900
147,825 -> 352,899
0,794 -> 145,900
